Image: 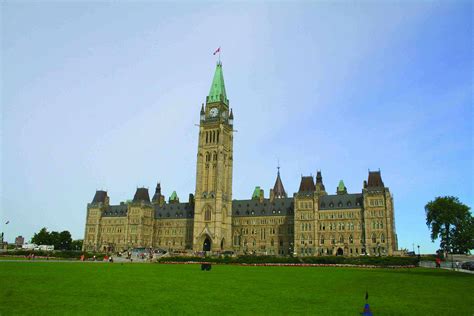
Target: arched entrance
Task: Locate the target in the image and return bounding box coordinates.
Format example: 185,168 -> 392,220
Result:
336,248 -> 343,256
203,237 -> 211,251
220,238 -> 225,250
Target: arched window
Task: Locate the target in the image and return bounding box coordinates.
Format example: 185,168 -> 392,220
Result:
204,208 -> 211,221
331,236 -> 335,245
339,235 -> 344,243
380,234 -> 385,243
271,239 -> 274,247
213,152 -> 217,161
233,235 -> 240,246
206,132 -> 208,143
347,201 -> 352,207
372,233 -> 377,243
338,201 -> 343,207
349,235 -> 353,244
320,236 -> 325,244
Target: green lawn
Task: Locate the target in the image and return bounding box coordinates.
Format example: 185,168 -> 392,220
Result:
0,262 -> 472,315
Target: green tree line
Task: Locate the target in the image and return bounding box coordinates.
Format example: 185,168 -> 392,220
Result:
31,227 -> 82,251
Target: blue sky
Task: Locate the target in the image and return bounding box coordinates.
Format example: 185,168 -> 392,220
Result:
1,1 -> 472,253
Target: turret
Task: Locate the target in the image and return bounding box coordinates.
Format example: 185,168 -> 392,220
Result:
152,182 -> 165,206
298,176 -> 315,195
200,104 -> 205,121
91,190 -> 109,206
336,180 -> 347,195
169,191 -> 180,204
315,170 -> 326,194
365,170 -> 385,189
229,108 -> 234,125
252,186 -> 265,202
270,167 -> 287,201
133,188 -> 151,204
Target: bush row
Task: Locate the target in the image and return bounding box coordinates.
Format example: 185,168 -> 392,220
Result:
158,255 -> 419,266
0,250 -> 105,260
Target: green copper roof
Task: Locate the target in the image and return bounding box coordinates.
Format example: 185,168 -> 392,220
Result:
169,191 -> 179,202
252,186 -> 261,199
337,180 -> 347,194
337,180 -> 345,191
207,62 -> 228,105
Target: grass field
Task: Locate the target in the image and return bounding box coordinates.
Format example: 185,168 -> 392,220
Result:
1,262 -> 473,315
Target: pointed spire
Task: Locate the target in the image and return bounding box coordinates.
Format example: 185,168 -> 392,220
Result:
207,62 -> 228,105
315,170 -> 326,191
169,191 -> 179,203
200,103 -> 205,121
152,182 -> 162,202
337,180 -> 347,195
229,108 -> 234,125
273,166 -> 287,198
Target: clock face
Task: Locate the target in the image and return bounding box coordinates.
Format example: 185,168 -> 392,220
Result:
209,108 -> 218,117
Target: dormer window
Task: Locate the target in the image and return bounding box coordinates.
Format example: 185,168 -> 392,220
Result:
338,202 -> 343,207
347,201 -> 352,206
329,202 -> 334,207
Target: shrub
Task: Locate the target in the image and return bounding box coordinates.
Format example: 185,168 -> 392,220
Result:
157,255 -> 418,266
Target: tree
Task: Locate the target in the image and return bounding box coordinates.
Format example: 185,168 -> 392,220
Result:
50,231 -> 60,249
71,239 -> 83,251
31,227 -> 51,245
451,216 -> 474,254
58,231 -> 72,250
30,228 -> 74,250
425,196 -> 473,255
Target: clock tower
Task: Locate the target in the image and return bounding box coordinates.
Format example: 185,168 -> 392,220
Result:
193,62 -> 234,252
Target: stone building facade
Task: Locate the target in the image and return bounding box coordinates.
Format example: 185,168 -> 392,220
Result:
83,62 -> 398,256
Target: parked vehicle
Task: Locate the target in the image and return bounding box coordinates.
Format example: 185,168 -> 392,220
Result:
461,261 -> 474,271
22,243 -> 37,250
38,245 -> 54,251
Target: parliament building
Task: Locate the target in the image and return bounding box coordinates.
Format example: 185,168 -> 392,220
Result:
83,62 -> 398,256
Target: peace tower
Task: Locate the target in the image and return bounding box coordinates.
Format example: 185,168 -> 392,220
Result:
192,62 -> 234,252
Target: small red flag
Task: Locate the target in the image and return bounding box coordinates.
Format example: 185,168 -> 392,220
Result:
213,47 -> 221,55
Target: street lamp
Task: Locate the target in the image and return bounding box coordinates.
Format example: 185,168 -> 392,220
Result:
417,245 -> 420,264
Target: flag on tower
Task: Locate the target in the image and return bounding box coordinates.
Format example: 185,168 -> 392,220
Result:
213,47 -> 221,55
5,221 -> 9,225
